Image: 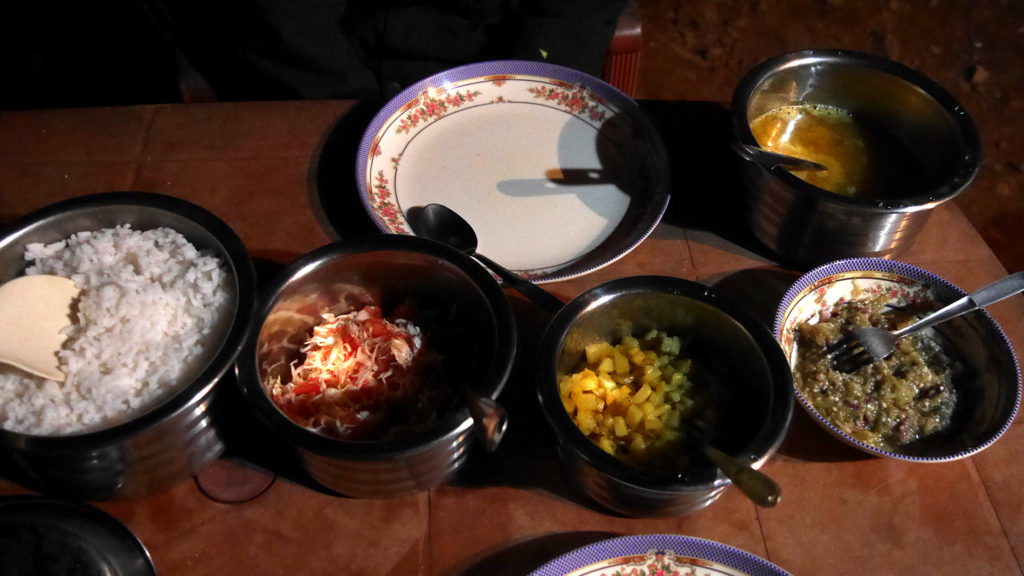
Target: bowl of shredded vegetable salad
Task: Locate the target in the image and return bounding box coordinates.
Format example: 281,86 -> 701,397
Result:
236,234 -> 516,498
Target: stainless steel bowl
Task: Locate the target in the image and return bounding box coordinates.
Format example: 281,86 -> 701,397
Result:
536,276 -> 793,517
775,258 -> 1021,461
0,192 -> 257,500
732,49 -> 980,267
235,235 -> 516,498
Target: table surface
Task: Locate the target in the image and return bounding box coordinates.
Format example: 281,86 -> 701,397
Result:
0,100 -> 1022,576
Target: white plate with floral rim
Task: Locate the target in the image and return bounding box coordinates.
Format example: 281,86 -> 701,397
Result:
528,534 -> 791,576
355,60 -> 670,283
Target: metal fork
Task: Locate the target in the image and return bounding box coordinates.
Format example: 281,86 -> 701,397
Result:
828,271 -> 1024,373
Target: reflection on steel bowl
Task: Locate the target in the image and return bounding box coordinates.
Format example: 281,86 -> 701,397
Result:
732,49 -> 980,266
537,276 -> 793,517
775,258 -> 1021,462
236,235 -> 516,498
0,192 -> 257,500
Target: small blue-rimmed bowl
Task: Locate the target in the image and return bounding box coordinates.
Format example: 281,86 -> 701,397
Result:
774,258 -> 1021,462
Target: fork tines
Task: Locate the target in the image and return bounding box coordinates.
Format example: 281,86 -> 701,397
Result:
826,336 -> 873,373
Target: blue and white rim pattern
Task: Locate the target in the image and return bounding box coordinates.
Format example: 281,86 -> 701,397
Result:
353,59 -> 669,283
529,534 -> 791,576
774,257 -> 1023,462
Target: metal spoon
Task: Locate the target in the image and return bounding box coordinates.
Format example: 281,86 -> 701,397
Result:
688,419 -> 780,508
463,387 -> 508,453
408,203 -> 565,314
732,142 -> 828,172
0,275 -> 79,381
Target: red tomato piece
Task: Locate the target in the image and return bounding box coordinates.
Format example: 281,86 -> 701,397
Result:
291,381 -> 321,396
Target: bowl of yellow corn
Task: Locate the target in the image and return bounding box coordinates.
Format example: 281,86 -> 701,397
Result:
536,276 -> 793,517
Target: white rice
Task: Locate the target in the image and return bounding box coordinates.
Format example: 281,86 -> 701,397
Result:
0,225 -> 232,435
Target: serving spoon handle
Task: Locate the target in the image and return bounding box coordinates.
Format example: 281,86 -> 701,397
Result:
732,142 -> 827,172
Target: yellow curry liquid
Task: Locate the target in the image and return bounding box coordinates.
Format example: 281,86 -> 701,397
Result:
750,104 -> 925,198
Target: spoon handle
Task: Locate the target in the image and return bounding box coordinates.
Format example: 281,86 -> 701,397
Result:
732,142 -> 827,171
471,253 -> 564,314
892,271 -> 1024,339
704,445 -> 781,508
463,389 -> 509,452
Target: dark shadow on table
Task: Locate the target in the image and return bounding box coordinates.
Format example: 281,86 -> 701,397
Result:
445,296 -> 616,513
309,99 -> 389,241
443,531 -> 618,576
636,100 -> 806,271
704,267 -> 878,464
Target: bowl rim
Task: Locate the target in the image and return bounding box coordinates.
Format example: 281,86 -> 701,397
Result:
536,275 -> 794,490
0,191 -> 258,446
235,233 -> 517,457
774,257 -> 1023,462
731,48 -> 982,211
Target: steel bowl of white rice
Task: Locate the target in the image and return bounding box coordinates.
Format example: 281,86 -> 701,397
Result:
0,192 -> 256,500
236,234 -> 516,498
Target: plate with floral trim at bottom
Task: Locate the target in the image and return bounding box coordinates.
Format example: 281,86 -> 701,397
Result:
355,60 -> 670,284
529,534 -> 791,576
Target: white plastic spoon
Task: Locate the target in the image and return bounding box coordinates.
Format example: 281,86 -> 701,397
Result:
0,275 -> 79,381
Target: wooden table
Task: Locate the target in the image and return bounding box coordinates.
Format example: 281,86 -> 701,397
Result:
1,101 -> 1021,575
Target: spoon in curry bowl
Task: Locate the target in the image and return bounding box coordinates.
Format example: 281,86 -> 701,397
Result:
0,274 -> 80,381
732,142 -> 828,172
687,418 -> 781,508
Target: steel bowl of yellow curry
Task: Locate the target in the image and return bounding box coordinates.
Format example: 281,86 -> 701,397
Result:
732,49 -> 980,267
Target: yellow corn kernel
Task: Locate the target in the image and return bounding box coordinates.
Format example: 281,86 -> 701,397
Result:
604,387 -> 618,405
613,350 -> 630,375
585,341 -> 613,364
559,377 -> 574,397
648,391 -> 664,407
625,403 -> 644,428
613,416 -> 628,437
628,348 -> 646,365
577,411 -> 597,435
640,365 -> 661,385
633,384 -> 652,404
613,373 -> 635,386
660,335 -> 681,355
602,413 -> 614,431
579,373 -> 599,391
559,329 -> 703,469
579,392 -> 605,412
